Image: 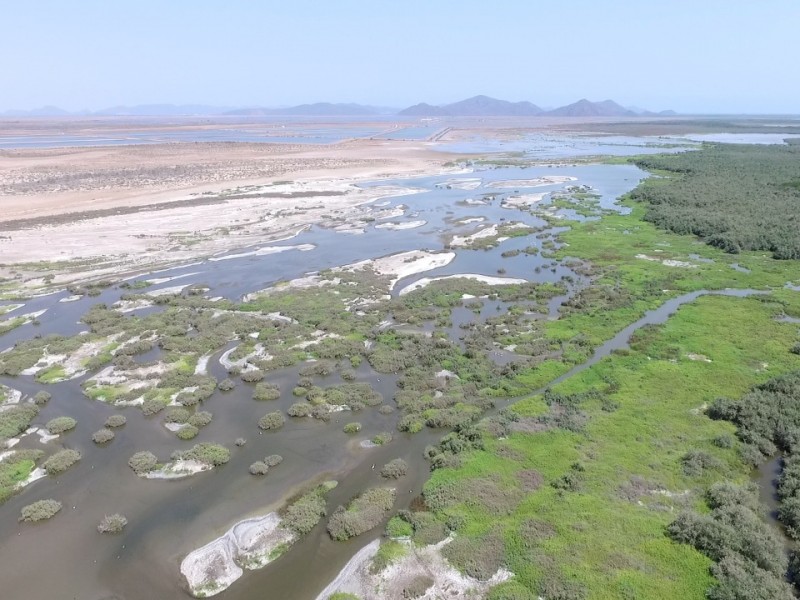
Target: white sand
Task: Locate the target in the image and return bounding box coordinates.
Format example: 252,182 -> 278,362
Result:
113,298 -> 155,313
209,243 -> 315,262
339,250 -> 456,291
219,344 -> 272,372
14,467 -> 47,490
449,224 -> 499,248
144,459 -> 212,480
316,536 -> 512,600
635,254 -> 698,268
181,512 -> 296,597
487,176 -> 577,189
399,274 -> 527,296
58,295 -> 83,303
374,220 -> 427,231
145,284 -> 190,297
501,193 -> 548,209
436,178 -> 482,190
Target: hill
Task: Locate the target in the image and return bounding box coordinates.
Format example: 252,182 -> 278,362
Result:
544,98 -> 636,117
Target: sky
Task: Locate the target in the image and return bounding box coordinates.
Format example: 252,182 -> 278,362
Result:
1,0 -> 798,114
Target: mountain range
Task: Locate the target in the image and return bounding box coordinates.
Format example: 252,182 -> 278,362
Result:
1,96 -> 675,118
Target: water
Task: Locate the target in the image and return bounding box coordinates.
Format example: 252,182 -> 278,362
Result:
0,161 -> 762,599
681,133 -> 800,145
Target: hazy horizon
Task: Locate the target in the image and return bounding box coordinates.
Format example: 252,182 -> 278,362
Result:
3,0 -> 798,114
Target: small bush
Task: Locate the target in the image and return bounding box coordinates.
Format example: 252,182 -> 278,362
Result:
343,422 -> 362,434
371,431 -> 392,446
218,378 -> 236,391
682,450 -> 723,477
386,515 -> 414,538
234,437 -> 247,446
442,528 -> 506,581
791,342 -> 800,356
240,369 -> 265,383
282,487 -> 329,535
253,382 -> 280,401
378,405 -> 395,415
33,391 -> 51,405
176,425 -> 199,440
292,386 -> 308,397
43,449 -> 81,475
105,415 -> 127,428
128,451 -> 158,474
97,513 -> 128,533
265,454 -> 283,467
164,407 -> 191,424
92,428 -> 115,444
287,402 -> 312,417
188,411 -> 212,428
175,443 -> 230,466
258,411 -> 285,430
402,575 -> 434,599
249,461 -> 269,475
0,404 -> 39,438
327,487 -> 396,541
380,458 -> 408,479
45,416 -> 77,434
141,398 -> 167,416
20,499 -> 62,522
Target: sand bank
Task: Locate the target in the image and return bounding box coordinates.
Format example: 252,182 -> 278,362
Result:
180,512 -> 296,597
399,274 -> 527,296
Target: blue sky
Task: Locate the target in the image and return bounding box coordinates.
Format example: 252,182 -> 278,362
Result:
2,0 -> 797,113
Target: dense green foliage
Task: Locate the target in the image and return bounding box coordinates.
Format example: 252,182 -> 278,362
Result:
327,487 -> 396,541
19,499 -> 62,522
632,145 -> 800,258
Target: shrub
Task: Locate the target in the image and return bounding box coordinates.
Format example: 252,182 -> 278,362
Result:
343,422 -> 362,434
258,412 -> 285,430
378,405 -> 395,415
791,342 -> 800,356
265,454 -> 283,467
218,378 -> 236,391
287,403 -> 312,417
92,428 -> 115,444
164,407 -> 191,424
282,487 -> 329,535
681,450 -> 723,476
128,451 -> 158,474
371,431 -> 392,446
486,581 -> 536,600
327,487 -> 396,541
43,449 -> 81,475
234,437 -> 247,447
386,515 -> 414,538
176,425 -> 199,440
45,416 -> 77,434
175,443 -> 230,466
97,513 -> 128,533
20,499 -> 62,522
188,411 -> 212,428
249,461 -> 269,475
292,386 -> 308,397
0,404 -> 39,438
441,528 -> 506,581
141,398 -> 167,416
240,369 -> 265,383
105,415 -> 127,428
328,593 -> 360,600
33,391 -> 51,405
380,458 -> 408,479
402,576 -> 434,599
253,382 -> 280,401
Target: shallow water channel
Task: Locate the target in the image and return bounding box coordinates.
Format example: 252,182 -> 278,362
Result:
0,161 -> 763,600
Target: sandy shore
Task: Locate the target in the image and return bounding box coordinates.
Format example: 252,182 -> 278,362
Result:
398,274 -> 527,296
315,536 -> 512,600
0,138 -> 461,293
181,512 -> 296,597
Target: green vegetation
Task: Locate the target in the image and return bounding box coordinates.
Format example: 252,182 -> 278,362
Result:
0,404 -> 39,439
43,449 -> 81,475
253,382 -> 280,401
128,451 -> 158,474
173,443 -> 230,466
33,390 -> 51,405
258,411 -> 285,430
104,414 -> 126,428
380,458 -> 408,479
343,422 -> 361,434
632,144 -> 800,258
0,449 -> 43,503
97,513 -> 128,533
19,499 -> 62,522
45,416 -> 77,434
92,428 -> 115,443
265,454 -> 283,467
327,487 -> 396,541
371,431 -> 392,446
281,482 -> 337,535
249,461 -> 269,475
370,539 -> 408,574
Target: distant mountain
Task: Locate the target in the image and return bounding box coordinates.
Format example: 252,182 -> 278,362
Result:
2,105 -> 75,117
398,95 -> 542,117
225,103 -> 380,116
544,99 -> 636,117
398,103 -> 451,117
93,104 -> 233,116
